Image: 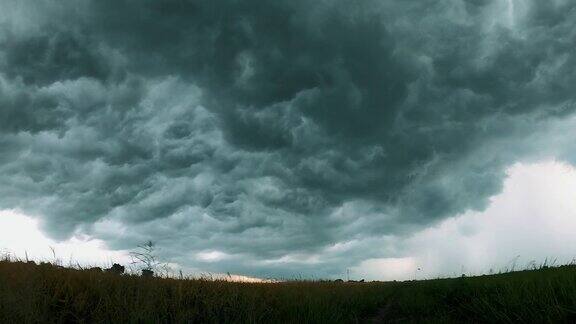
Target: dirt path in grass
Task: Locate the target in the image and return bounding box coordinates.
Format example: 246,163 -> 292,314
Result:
363,300 -> 397,323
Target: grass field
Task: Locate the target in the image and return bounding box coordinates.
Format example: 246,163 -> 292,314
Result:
1,259 -> 575,323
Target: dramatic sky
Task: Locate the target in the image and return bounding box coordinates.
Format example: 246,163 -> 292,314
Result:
1,0 -> 575,280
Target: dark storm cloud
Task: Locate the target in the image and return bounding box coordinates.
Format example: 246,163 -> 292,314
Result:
0,0 -> 575,277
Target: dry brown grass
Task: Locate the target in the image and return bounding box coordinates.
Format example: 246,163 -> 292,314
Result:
1,258 -> 576,323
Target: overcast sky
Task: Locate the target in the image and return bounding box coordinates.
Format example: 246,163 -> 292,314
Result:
1,0 -> 575,280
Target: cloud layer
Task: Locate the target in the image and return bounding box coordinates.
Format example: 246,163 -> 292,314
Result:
352,161 -> 576,281
1,0 -> 575,277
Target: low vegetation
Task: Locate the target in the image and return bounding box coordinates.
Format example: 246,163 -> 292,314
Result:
0,257 -> 575,323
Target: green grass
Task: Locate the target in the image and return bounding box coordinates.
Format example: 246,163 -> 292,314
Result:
1,259 -> 575,323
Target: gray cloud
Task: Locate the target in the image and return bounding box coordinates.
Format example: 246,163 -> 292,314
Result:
0,0 -> 575,278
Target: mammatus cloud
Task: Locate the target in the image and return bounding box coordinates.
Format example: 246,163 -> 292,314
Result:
0,0 -> 575,278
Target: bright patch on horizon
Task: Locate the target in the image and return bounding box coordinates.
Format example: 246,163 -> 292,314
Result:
196,250 -> 231,262
354,161 -> 576,281
0,210 -> 130,266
